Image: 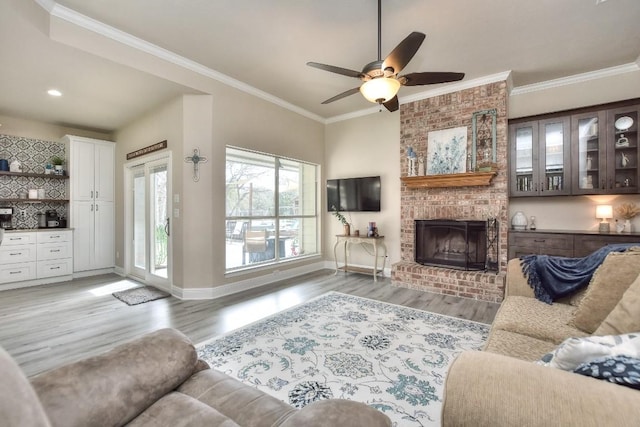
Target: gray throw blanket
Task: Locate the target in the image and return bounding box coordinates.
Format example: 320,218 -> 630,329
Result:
520,243 -> 638,304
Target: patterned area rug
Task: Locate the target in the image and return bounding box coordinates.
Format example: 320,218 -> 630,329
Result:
197,292 -> 489,426
112,286 -> 170,306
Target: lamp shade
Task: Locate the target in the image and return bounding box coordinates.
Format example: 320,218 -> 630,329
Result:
596,205 -> 613,220
360,77 -> 401,103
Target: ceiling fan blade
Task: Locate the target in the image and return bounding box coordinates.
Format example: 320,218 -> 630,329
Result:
307,62 -> 364,79
401,72 -> 465,86
381,32 -> 426,75
383,96 -> 399,112
321,87 -> 361,104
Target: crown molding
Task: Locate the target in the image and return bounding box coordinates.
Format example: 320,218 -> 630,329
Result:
510,62 -> 640,96
37,1 -> 326,123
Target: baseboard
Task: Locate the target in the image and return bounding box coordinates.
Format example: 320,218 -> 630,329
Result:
0,275 -> 73,291
72,267 -> 116,278
176,261 -> 326,300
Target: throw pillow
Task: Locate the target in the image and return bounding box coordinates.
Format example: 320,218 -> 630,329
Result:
571,250 -> 640,333
537,333 -> 640,371
573,355 -> 640,390
595,273 -> 640,335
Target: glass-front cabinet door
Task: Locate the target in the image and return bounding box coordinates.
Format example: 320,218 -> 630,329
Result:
539,117 -> 571,195
608,106 -> 639,193
510,121 -> 538,196
509,118 -> 570,197
572,111 -> 606,194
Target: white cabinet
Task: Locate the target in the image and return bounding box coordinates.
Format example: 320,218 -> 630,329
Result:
72,201 -> 114,271
63,135 -> 116,273
0,230 -> 73,285
0,232 -> 37,283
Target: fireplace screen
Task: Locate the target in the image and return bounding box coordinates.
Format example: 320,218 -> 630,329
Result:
415,219 -> 496,271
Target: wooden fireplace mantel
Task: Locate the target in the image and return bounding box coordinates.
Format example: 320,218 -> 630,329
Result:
400,171 -> 497,189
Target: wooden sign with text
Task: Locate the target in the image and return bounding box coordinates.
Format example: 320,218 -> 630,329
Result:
126,140 -> 167,160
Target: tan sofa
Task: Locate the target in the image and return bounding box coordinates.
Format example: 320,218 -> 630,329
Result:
442,253 -> 640,427
1,328 -> 391,427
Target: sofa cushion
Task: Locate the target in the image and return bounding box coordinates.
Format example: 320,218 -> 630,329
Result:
573,356 -> 640,390
491,296 -> 587,344
177,368 -> 297,427
0,347 -> 51,427
484,329 -> 558,362
30,328 -> 198,427
572,250 -> 640,333
595,273 -> 640,336
538,333 -> 640,371
127,392 -> 240,427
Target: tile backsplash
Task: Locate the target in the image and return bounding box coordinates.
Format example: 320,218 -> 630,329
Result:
0,134 -> 68,229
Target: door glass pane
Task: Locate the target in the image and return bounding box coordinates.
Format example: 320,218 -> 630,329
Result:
133,169 -> 146,270
150,164 -> 168,279
544,122 -> 564,190
577,117 -> 599,189
515,127 -> 533,192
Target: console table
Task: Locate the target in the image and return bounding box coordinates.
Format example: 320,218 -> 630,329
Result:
333,235 -> 387,282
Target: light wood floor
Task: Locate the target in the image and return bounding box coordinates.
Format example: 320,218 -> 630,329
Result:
0,270 -> 500,377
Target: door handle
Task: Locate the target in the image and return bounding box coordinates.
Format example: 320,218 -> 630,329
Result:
164,217 -> 170,237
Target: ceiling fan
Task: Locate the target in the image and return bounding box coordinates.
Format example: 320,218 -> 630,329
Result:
307,0 -> 465,112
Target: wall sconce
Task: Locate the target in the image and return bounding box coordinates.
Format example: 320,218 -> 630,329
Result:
596,204 -> 613,233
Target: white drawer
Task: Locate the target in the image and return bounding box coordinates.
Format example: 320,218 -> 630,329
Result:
0,262 -> 37,283
37,242 -> 72,261
0,245 -> 37,264
37,258 -> 72,279
2,232 -> 36,246
37,230 -> 71,244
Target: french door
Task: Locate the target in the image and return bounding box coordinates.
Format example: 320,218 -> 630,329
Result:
126,154 -> 172,290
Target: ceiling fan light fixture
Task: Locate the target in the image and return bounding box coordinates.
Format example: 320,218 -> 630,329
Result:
360,77 -> 400,104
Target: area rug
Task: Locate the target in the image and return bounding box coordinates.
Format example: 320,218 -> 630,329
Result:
196,291 -> 489,426
112,285 -> 170,306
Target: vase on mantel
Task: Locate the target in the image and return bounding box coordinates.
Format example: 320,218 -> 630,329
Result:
343,224 -> 351,236
624,219 -> 632,233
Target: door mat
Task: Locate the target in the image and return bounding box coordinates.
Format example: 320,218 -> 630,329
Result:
112,285 -> 171,306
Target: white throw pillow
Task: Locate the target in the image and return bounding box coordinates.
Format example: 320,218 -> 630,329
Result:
537,333 -> 640,371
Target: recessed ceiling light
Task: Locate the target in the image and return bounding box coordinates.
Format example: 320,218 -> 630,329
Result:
47,89 -> 62,97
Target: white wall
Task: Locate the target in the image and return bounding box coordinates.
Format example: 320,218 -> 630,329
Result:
324,112 -> 400,270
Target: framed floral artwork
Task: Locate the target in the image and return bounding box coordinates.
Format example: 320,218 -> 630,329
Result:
426,126 -> 467,175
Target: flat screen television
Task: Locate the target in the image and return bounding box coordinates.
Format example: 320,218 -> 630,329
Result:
327,176 -> 381,212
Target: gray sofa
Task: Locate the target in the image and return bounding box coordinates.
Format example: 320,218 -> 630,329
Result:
2,328 -> 391,427
442,253 -> 640,426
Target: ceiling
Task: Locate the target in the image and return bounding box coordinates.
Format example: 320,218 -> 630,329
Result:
1,0 -> 639,133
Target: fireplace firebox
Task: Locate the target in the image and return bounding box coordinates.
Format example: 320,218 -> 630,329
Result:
415,219 -> 498,271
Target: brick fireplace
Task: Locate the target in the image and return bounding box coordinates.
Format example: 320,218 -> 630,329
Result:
391,81 -> 509,303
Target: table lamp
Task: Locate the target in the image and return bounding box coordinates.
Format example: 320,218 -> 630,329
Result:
596,205 -> 613,233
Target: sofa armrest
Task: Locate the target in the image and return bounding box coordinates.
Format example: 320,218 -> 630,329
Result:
505,258 -> 535,298
442,351 -> 640,427
279,399 -> 391,427
30,328 -> 199,427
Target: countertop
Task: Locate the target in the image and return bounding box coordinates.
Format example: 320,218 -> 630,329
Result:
509,228 -> 640,236
2,228 -> 74,233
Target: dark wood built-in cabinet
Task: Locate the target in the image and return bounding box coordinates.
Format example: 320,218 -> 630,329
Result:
509,99 -> 640,197
508,230 -> 640,259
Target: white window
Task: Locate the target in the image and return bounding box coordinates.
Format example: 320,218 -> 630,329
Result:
225,146 -> 318,271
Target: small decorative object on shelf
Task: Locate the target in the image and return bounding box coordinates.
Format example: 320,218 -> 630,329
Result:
529,216 -> 537,230
49,155 -> 65,175
331,205 -> 350,236
615,203 -> 640,233
511,211 -> 528,230
9,160 -> 21,172
472,109 -> 498,172
407,147 -> 417,176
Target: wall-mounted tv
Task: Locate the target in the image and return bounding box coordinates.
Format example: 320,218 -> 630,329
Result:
327,176 -> 381,212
